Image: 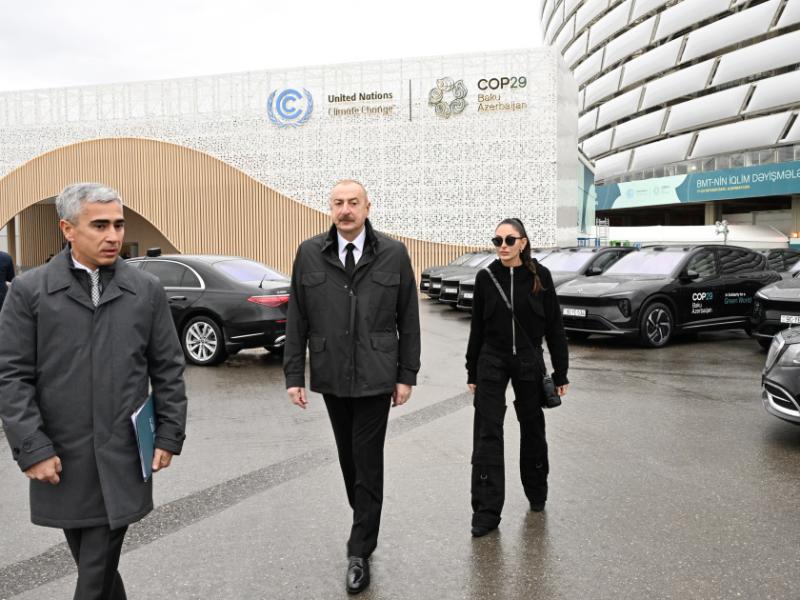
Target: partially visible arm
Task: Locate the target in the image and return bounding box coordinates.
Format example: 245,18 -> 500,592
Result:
541,269 -> 569,387
5,256 -> 14,284
146,278 -> 188,457
0,279 -> 58,472
395,246 -> 420,387
283,246 -> 309,393
465,271 -> 486,385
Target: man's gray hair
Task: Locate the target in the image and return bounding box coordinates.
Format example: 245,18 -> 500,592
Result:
56,183 -> 123,223
331,179 -> 368,201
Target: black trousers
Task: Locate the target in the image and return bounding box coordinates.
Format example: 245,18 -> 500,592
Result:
471,349 -> 549,529
323,393 -> 392,559
63,525 -> 128,600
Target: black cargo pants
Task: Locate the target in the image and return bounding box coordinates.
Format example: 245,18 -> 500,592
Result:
471,348 -> 549,529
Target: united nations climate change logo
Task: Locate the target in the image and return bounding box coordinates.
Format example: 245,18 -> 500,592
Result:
267,88 -> 313,128
428,77 -> 467,119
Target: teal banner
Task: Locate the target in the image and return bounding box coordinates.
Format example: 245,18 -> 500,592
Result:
597,161 -> 800,210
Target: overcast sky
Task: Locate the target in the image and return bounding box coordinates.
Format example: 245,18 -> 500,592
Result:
0,1 -> 543,92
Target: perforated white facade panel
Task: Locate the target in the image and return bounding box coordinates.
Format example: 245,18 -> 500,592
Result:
541,0 -> 800,183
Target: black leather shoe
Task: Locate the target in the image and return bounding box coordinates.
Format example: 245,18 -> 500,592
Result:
346,556 -> 369,594
530,501 -> 546,512
471,524 -> 497,537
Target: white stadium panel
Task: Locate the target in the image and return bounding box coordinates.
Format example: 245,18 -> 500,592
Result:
594,149 -> 632,180
584,66 -> 623,107
640,59 -> 715,110
575,0 -> 610,34
778,0 -> 800,27
596,87 -> 643,128
582,128 -> 614,157
546,2 -> 566,44
566,0 -> 583,16
681,0 -> 780,63
542,0 -> 556,28
603,16 -> 656,69
612,108 -> 666,149
713,30 -> 800,86
654,0 -> 730,42
620,38 -> 682,89
573,47 -> 604,86
746,71 -> 800,114
564,31 -> 589,68
556,16 -> 577,52
630,0 -> 670,22
665,85 -> 750,133
690,113 -> 793,159
630,133 -> 693,172
784,115 -> 800,143
578,107 -> 599,137
588,0 -> 633,52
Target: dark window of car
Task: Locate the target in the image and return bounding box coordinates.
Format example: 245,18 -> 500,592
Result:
685,250 -> 717,278
765,250 -> 786,270
589,251 -> 623,273
784,252 -> 800,272
718,249 -> 764,275
213,259 -> 285,284
145,261 -> 198,288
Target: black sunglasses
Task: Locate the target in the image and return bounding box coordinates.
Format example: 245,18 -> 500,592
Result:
491,235 -> 524,247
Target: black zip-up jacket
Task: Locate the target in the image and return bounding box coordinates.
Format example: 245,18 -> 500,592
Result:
284,220 -> 421,397
466,259 -> 569,386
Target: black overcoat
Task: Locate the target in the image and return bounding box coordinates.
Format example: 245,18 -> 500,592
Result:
0,249 -> 187,529
283,221 -> 421,397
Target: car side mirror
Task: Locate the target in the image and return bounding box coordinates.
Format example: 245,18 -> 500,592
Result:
681,270 -> 700,281
586,266 -> 604,276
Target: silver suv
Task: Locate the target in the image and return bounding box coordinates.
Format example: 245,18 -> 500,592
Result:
761,328 -> 800,424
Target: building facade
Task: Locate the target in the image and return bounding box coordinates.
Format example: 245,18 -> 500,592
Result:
0,48 -> 578,272
541,0 -> 800,234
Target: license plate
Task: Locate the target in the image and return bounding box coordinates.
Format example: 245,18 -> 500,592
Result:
780,314 -> 800,324
563,307 -> 587,318
463,292 -> 473,299
444,287 -> 457,294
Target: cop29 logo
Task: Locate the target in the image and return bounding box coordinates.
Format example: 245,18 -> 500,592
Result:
428,77 -> 467,119
267,88 -> 313,128
692,292 -> 714,301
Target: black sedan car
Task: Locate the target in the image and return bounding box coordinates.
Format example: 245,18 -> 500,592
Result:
539,246 -> 635,288
760,248 -> 800,278
556,244 -> 780,347
751,274 -> 800,349
420,251 -> 481,292
128,252 -> 290,366
761,328 -> 800,424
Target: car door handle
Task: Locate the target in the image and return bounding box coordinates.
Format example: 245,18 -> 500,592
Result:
169,296 -> 187,302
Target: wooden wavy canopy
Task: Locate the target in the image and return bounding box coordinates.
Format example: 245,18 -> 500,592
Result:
0,138 -> 478,278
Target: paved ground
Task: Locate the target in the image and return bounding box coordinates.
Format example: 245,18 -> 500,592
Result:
1,299 -> 799,599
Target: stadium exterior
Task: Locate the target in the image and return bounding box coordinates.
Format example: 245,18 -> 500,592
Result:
541,0 -> 800,235
0,48 -> 579,273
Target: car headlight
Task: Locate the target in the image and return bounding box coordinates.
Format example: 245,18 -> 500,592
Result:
777,342 -> 800,366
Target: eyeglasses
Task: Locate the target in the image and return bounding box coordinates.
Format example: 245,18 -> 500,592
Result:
491,235 -> 524,247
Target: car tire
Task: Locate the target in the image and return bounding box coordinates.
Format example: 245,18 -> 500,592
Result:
182,316 -> 227,366
567,331 -> 590,341
757,336 -> 773,351
639,302 -> 674,348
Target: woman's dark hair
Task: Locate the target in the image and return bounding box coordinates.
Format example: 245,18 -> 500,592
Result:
496,218 -> 545,294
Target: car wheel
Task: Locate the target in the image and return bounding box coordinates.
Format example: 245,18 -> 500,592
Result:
757,336 -> 773,351
567,331 -> 590,341
639,302 -> 674,348
183,316 -> 227,366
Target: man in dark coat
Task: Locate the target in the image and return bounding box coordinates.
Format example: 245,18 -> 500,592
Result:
284,179 -> 420,594
0,249 -> 14,311
0,183 -> 187,600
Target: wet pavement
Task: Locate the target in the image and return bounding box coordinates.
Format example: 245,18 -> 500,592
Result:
1,299 -> 799,599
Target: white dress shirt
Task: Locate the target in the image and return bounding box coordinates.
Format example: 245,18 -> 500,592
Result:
337,229 -> 366,267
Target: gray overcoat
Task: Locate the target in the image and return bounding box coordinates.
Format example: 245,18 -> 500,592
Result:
0,248 -> 187,529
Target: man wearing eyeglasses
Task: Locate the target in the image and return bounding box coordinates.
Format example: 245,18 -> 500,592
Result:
284,179 -> 421,595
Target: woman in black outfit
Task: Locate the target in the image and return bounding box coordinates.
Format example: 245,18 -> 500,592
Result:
466,218 -> 569,537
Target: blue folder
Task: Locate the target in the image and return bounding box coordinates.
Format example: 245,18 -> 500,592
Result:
131,395 -> 156,482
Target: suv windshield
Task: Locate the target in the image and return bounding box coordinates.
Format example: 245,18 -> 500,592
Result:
465,253 -> 492,267
540,251 -> 594,272
450,253 -> 474,266
605,251 -> 686,276
214,259 -> 286,283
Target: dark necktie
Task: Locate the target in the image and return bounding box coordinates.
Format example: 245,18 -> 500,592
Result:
89,270 -> 101,307
345,243 -> 356,278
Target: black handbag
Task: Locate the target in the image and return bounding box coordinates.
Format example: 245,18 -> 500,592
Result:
484,268 -> 562,409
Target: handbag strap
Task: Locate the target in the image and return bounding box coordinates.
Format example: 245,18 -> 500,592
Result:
482,267 -> 547,377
